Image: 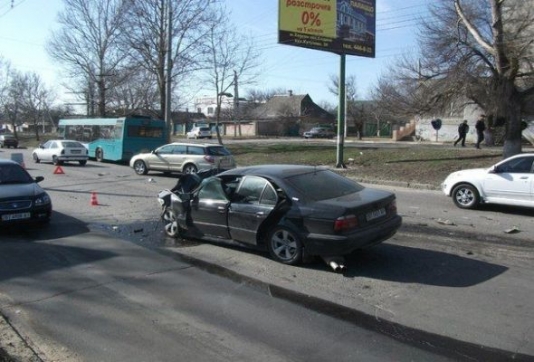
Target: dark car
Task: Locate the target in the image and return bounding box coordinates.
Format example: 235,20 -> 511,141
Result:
0,134 -> 19,148
0,159 -> 52,226
160,165 -> 401,266
303,126 -> 335,139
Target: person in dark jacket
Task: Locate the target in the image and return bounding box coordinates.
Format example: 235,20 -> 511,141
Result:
454,120 -> 469,147
475,114 -> 486,149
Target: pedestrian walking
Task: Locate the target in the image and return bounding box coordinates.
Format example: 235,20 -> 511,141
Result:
475,114 -> 486,149
454,120 -> 469,147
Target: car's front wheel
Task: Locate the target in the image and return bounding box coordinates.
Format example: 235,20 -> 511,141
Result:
162,207 -> 183,238
267,226 -> 303,265
452,183 -> 480,209
133,160 -> 148,175
33,153 -> 41,163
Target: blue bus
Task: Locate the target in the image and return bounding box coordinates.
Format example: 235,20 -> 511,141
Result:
57,116 -> 167,162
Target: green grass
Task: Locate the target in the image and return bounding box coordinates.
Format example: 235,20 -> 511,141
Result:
225,143 -> 503,188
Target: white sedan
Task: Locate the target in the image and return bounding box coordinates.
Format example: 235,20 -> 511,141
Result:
32,139 -> 89,166
441,153 -> 534,209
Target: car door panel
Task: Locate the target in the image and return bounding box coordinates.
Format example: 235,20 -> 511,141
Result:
484,156 -> 534,202
227,176 -> 278,245
189,178 -> 230,239
228,203 -> 274,244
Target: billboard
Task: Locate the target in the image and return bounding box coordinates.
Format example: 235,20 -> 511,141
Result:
278,0 -> 376,57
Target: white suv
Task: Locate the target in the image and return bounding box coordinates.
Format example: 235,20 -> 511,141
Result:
187,126 -> 212,139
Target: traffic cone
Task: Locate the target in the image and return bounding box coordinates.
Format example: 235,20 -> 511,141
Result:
90,192 -> 99,206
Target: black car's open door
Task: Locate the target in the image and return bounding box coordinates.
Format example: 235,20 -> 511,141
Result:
227,176 -> 278,245
189,178 -> 231,239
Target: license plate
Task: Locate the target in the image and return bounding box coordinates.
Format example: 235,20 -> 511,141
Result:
2,212 -> 31,221
366,208 -> 386,221
71,150 -> 81,154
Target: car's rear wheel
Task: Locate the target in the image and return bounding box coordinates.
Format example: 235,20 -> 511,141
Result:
32,153 -> 40,163
52,156 -> 62,165
183,164 -> 197,174
267,226 -> 303,265
162,207 -> 182,238
452,183 -> 479,209
133,160 -> 148,175
95,148 -> 104,162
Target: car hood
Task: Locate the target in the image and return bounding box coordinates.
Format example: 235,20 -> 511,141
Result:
0,183 -> 45,199
446,168 -> 489,179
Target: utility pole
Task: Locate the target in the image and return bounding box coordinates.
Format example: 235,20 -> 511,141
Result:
233,70 -> 239,137
164,0 -> 173,143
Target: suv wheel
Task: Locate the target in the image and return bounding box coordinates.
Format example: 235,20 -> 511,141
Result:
183,164 -> 198,174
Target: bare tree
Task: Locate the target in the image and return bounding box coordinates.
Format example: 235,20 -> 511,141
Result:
3,71 -> 23,138
0,57 -> 14,131
106,68 -> 160,116
124,0 -> 220,141
47,0 -> 130,117
201,8 -> 261,145
244,88 -> 288,104
18,73 -> 54,141
375,0 -> 534,158
328,74 -> 364,139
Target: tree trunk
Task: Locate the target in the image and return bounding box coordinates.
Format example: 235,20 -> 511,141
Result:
498,81 -> 522,159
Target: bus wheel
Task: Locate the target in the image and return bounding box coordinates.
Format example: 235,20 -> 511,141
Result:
96,148 -> 104,162
133,160 -> 148,175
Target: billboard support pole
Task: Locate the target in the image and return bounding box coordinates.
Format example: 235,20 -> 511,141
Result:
336,53 -> 346,168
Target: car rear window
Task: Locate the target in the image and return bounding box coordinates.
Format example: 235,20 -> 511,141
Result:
63,141 -> 84,148
199,127 -> 211,131
206,146 -> 232,156
286,169 -> 364,201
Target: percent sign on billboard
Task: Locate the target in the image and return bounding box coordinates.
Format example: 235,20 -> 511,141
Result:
278,0 -> 376,58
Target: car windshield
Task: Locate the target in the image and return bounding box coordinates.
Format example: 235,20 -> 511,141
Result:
207,146 -> 231,156
285,169 -> 364,201
0,164 -> 33,184
3,135 -> 16,139
62,141 -> 84,148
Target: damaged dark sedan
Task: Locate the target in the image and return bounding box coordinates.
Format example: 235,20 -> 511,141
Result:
158,165 -> 402,270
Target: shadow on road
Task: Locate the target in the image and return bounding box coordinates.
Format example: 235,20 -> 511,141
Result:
0,212 -> 117,283
344,243 -> 507,287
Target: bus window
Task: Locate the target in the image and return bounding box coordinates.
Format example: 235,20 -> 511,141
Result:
127,126 -> 164,138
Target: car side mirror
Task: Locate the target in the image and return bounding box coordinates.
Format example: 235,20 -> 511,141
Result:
491,166 -> 501,173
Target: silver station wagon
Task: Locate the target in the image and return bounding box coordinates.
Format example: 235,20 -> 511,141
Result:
130,142 -> 236,175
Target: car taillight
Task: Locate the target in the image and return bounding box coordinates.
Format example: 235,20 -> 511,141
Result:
204,155 -> 215,163
387,200 -> 397,214
334,214 -> 358,232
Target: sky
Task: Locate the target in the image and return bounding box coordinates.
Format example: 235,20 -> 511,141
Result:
0,0 -> 430,110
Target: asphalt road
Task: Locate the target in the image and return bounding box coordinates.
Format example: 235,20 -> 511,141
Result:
1,146 -> 533,361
